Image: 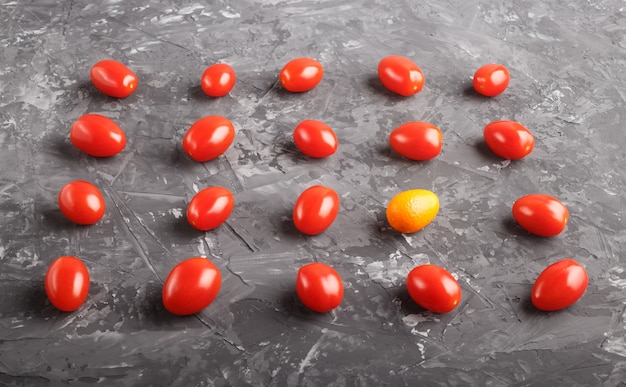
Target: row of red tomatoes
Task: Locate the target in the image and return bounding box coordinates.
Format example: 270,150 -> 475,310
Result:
57,179 -> 570,238
70,112 -> 534,166
90,56 -> 509,98
45,254 -> 588,315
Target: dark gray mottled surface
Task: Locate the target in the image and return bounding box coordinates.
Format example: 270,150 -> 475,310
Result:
1,0 -> 625,385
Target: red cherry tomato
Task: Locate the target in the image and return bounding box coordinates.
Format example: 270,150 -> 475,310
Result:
279,58 -> 324,92
389,122 -> 442,160
296,262 -> 344,312
512,194 -> 568,237
58,180 -> 105,225
377,56 -> 424,96
406,264 -> 461,313
90,59 -> 138,98
293,185 -> 340,235
162,257 -> 221,316
532,259 -> 588,311
293,120 -> 338,158
473,63 -> 510,97
187,187 -> 234,231
182,116 -> 235,162
69,114 -> 126,157
483,120 -> 534,160
201,63 -> 236,97
45,256 -> 90,312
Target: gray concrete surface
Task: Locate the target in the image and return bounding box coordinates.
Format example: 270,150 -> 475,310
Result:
0,0 -> 625,385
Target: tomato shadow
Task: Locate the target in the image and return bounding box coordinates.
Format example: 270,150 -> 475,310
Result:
134,281 -> 189,328
49,133 -> 82,162
276,288 -> 339,321
274,208 -> 305,242
188,84 -> 232,103
461,83 -> 487,100
21,281 -> 69,319
474,139 -> 502,162
502,217 -> 522,235
39,205 -> 81,231
78,80 -> 139,104
169,215 -> 206,241
365,75 -> 409,101
394,286 -> 430,315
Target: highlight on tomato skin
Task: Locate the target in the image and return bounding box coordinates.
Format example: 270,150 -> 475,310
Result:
279,57 -> 324,92
377,55 -> 424,96
44,256 -> 90,312
512,194 -> 569,237
473,63 -> 510,97
90,59 -> 138,98
389,122 -> 443,161
70,114 -> 127,157
201,63 -> 236,97
406,264 -> 461,313
483,120 -> 534,160
186,186 -> 235,231
293,120 -> 338,158
162,257 -> 222,316
182,115 -> 236,162
58,180 -> 106,225
292,185 -> 340,235
296,262 -> 344,313
531,259 -> 588,311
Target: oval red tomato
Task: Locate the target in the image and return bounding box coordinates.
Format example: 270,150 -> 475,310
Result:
406,264 -> 461,313
293,120 -> 338,158
90,59 -> 138,98
532,259 -> 588,311
512,194 -> 568,237
390,122 -> 442,160
201,63 -> 236,97
187,187 -> 234,231
45,256 -> 90,312
69,114 -> 126,157
473,63 -> 510,97
483,120 -> 534,160
296,262 -> 344,313
378,56 -> 424,96
293,185 -> 340,235
58,180 -> 105,225
162,257 -> 221,316
182,116 -> 235,162
279,58 -> 324,92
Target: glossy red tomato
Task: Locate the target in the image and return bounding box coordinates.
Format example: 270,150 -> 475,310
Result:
201,63 -> 236,97
45,256 -> 90,312
58,180 -> 105,225
187,187 -> 234,231
182,116 -> 235,162
532,259 -> 588,311
162,257 -> 221,316
69,114 -> 126,157
293,185 -> 340,235
473,63 -> 510,97
483,120 -> 534,160
512,194 -> 568,237
296,262 -> 344,312
390,122 -> 442,160
293,120 -> 338,158
279,58 -> 324,92
406,264 -> 461,313
378,56 -> 424,96
90,59 -> 138,98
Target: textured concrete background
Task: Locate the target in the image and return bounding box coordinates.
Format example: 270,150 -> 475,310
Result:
1,0 -> 625,385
